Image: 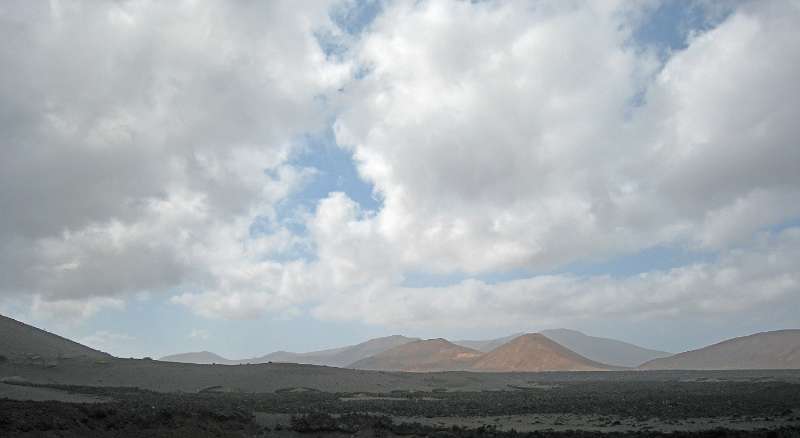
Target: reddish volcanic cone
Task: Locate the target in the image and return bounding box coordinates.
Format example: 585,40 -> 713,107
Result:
349,338 -> 484,372
471,333 -> 613,372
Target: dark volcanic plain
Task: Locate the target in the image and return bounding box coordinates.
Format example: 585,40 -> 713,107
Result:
3,315 -> 800,437
2,357 -> 800,437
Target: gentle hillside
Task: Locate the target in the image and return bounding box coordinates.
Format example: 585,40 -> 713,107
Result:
540,329 -> 672,368
322,335 -> 421,367
254,335 -> 420,367
640,330 -> 800,370
0,314 -> 110,360
250,346 -> 349,366
350,338 -> 484,372
471,333 -> 613,372
454,334 -> 522,352
161,335 -> 419,367
159,351 -> 234,365
455,330 -> 670,367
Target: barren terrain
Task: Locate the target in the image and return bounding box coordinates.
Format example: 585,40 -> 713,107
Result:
2,358 -> 800,436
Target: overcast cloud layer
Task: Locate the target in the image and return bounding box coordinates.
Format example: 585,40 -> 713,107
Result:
1,0 -> 798,342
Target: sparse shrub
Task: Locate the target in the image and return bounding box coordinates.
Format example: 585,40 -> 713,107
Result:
290,413 -> 337,432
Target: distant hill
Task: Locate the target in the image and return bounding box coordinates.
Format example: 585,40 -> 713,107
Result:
540,329 -> 672,368
159,351 -> 234,365
454,333 -> 523,352
160,335 -> 419,367
0,314 -> 110,360
640,330 -> 800,370
248,346 -> 349,366
455,330 -> 670,367
471,333 -> 613,372
349,338 -> 484,372
326,335 -> 421,367
252,335 -> 420,367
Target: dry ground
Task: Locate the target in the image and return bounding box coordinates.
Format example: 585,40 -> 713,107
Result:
1,358 -> 800,437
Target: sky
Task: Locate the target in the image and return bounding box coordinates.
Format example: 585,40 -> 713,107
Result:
0,0 -> 799,359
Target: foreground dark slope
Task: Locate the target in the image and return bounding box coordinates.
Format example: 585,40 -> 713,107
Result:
0,314 -> 109,360
641,329 -> 800,370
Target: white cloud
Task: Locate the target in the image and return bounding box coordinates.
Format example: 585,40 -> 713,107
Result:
294,0 -> 800,329
331,0 -> 800,278
311,227 -> 800,331
331,0 -> 658,274
0,1 -> 349,315
189,329 -> 210,341
1,0 -> 798,335
630,0 -> 800,250
31,295 -> 125,322
171,0 -> 800,327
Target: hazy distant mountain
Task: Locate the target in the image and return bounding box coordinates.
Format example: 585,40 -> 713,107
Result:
0,314 -> 110,360
329,335 -> 422,366
454,333 -> 523,352
350,338 -> 484,372
640,330 -> 800,370
249,346 -> 348,365
159,351 -> 234,365
251,335 -> 420,367
539,329 -> 672,367
160,335 -> 419,367
455,329 -> 670,367
471,333 -> 612,372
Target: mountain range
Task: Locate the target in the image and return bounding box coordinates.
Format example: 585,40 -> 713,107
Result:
453,329 -> 672,367
470,333 -> 615,372
162,329 -> 671,369
350,338 -> 484,372
157,328 -> 800,372
160,335 -> 419,367
3,313 -> 798,372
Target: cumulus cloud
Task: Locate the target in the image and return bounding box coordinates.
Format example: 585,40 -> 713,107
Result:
189,329 -> 210,341
31,295 -> 125,322
1,0 -> 798,334
333,0 -> 661,273
0,1 -> 348,314
304,190 -> 800,330
297,0 -> 800,328
311,226 -> 800,330
332,0 -> 800,276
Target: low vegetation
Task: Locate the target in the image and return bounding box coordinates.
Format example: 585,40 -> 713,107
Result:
2,376 -> 799,437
